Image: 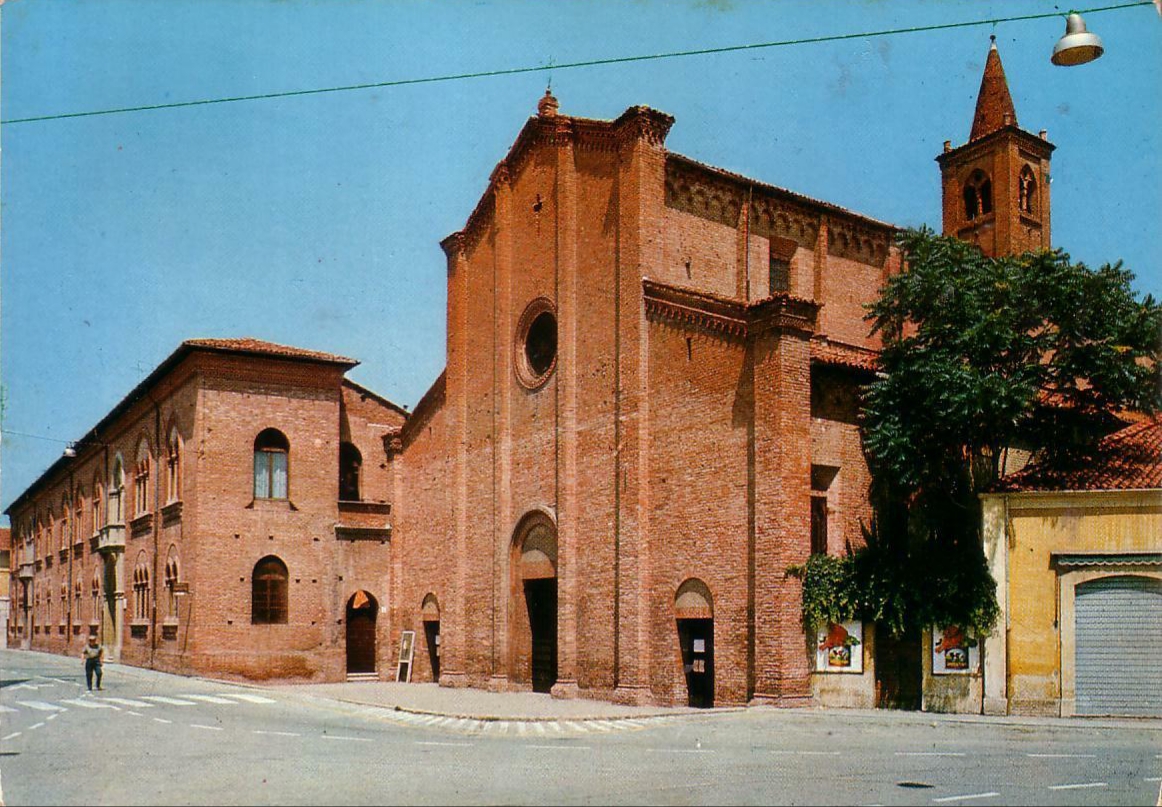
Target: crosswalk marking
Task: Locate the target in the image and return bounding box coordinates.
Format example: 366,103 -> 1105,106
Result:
16,701 -> 67,712
180,694 -> 237,705
141,696 -> 196,706
100,697 -> 153,708
0,705 -> 18,713
216,693 -> 277,704
61,699 -> 119,710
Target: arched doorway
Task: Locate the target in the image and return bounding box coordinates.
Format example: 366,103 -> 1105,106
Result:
675,579 -> 714,708
421,594 -> 441,682
345,590 -> 378,677
512,513 -> 558,694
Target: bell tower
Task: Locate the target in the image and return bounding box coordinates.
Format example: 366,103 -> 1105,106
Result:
936,38 -> 1055,257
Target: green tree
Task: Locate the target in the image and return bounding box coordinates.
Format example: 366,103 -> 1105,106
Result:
852,228 -> 1160,635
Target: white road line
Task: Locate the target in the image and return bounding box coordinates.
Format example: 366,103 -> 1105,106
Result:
588,720 -> 616,732
253,730 -> 301,737
1048,782 -> 1107,791
15,701 -> 66,712
1144,777 -> 1162,783
533,722 -> 547,736
181,695 -> 237,705
28,723 -> 44,731
0,706 -> 17,713
646,748 -> 716,754
771,750 -> 841,756
43,678 -> 77,686
1027,753 -> 1096,758
152,718 -> 173,724
1,732 -> 20,741
321,735 -> 373,742
416,741 -> 473,747
216,693 -> 277,704
46,714 -> 59,721
126,711 -> 145,717
190,724 -> 224,731
932,793 -> 999,804
100,698 -> 152,708
896,752 -> 966,757
61,698 -> 119,710
525,744 -> 592,751
140,696 -> 196,706
564,721 -> 588,733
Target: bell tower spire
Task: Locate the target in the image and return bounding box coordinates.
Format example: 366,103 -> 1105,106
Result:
936,38 -> 1055,258
970,36 -> 1018,141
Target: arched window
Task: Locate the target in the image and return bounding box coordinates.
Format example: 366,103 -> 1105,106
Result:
74,486 -> 85,546
164,553 -> 180,619
252,556 -> 289,624
109,457 -> 126,525
253,429 -> 289,500
60,494 -> 71,551
339,442 -> 362,502
963,170 -> 993,221
92,475 -> 104,534
134,438 -> 152,518
133,556 -> 150,621
1019,165 -> 1037,215
166,426 -> 182,503
90,567 -> 102,625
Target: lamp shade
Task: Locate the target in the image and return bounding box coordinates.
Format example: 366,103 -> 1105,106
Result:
1051,13 -> 1104,66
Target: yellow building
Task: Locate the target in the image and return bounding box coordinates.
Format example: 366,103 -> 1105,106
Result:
981,416 -> 1161,717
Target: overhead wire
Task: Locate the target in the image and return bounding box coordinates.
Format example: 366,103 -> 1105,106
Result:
0,1 -> 1151,126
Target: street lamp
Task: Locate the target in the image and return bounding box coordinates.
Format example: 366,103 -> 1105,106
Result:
1051,12 -> 1104,66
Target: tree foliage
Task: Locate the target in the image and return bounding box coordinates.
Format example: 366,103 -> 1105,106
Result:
801,228 -> 1160,636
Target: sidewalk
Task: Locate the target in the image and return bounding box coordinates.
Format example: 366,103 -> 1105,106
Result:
265,680 -> 710,722
261,679 -> 1162,732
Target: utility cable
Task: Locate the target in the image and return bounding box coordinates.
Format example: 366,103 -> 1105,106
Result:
0,1 -> 1151,126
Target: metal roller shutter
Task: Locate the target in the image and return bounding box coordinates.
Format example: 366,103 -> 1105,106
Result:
1074,576 -> 1162,717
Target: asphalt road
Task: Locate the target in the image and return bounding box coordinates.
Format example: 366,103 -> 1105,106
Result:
1,649 -> 1159,806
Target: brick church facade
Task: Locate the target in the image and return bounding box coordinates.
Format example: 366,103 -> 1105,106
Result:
8,43 -> 1051,708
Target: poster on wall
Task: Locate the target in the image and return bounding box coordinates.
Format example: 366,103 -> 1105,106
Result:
815,620 -> 863,673
931,624 -> 979,675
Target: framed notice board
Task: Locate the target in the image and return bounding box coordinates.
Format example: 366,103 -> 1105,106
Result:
396,630 -> 416,682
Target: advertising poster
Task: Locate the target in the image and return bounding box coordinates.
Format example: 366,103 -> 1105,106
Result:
815,620 -> 863,673
932,624 -> 979,675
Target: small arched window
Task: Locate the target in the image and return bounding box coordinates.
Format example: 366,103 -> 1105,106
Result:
339,442 -> 362,502
74,486 -> 85,545
166,426 -> 182,503
164,554 -> 180,619
1018,166 -> 1037,215
963,170 -> 993,221
133,557 -> 150,621
91,567 -> 102,624
253,429 -> 289,500
61,494 -> 72,551
252,556 -> 289,625
92,475 -> 104,534
110,457 -> 126,525
134,438 -> 152,518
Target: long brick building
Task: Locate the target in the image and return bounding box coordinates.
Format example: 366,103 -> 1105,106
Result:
8,42 -> 1052,708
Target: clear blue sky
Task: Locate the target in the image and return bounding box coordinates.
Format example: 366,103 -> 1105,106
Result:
3,0 -> 1160,520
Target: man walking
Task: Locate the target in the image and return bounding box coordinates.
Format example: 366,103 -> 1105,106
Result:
82,635 -> 103,691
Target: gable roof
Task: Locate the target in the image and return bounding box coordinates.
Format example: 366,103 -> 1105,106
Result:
996,415 -> 1162,493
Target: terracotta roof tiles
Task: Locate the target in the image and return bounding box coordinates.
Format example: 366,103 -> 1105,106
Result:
996,415 -> 1162,492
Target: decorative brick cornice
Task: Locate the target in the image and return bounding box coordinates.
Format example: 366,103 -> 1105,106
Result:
612,106 -> 675,147
809,336 -> 880,373
642,279 -> 818,340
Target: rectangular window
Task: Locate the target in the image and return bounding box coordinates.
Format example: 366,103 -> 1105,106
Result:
810,495 -> 828,556
254,453 -> 271,499
770,257 -> 791,293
